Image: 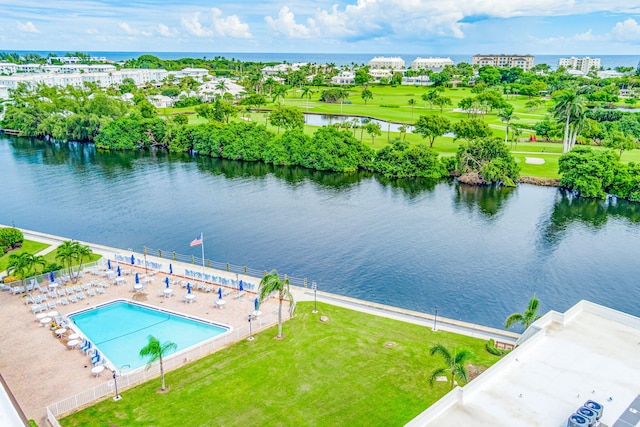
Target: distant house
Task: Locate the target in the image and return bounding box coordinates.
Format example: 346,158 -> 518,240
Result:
597,70 -> 624,79
198,78 -> 245,101
147,95 -> 175,108
331,71 -> 355,85
402,76 -> 432,86
174,68 -> 210,82
0,85 -> 8,100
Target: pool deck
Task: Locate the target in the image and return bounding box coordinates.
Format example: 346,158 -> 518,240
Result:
0,260 -> 281,425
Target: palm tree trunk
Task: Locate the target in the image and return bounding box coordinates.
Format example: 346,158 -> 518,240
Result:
563,111 -> 571,153
277,298 -> 283,337
160,356 -> 165,390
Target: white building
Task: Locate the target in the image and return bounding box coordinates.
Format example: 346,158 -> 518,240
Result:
46,56 -> 108,64
402,76 -> 432,86
410,57 -> 454,71
368,56 -> 405,70
148,94 -> 174,108
558,57 -> 601,73
261,62 -> 308,75
331,71 -> 355,85
472,54 -> 535,71
0,85 -> 9,100
368,69 -> 393,81
172,67 -> 210,82
597,70 -> 624,79
407,300 -> 640,427
198,78 -> 245,101
0,63 -> 17,75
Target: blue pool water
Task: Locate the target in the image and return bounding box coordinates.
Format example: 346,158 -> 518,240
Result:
69,300 -> 230,371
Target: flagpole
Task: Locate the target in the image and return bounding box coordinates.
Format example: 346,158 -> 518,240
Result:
201,232 -> 206,283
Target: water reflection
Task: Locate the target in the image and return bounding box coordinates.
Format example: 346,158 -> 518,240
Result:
452,183 -> 516,219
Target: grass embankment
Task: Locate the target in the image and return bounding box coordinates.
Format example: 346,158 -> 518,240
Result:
62,302 -> 500,427
0,240 -> 49,272
41,248 -> 101,267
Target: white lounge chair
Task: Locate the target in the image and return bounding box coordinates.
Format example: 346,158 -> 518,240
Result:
58,298 -> 69,306
68,294 -> 78,303
96,287 -> 105,294
76,292 -> 86,300
87,289 -> 97,297
24,294 -> 35,305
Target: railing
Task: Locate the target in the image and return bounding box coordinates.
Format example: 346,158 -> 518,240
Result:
2,259 -> 104,291
46,314 -> 278,423
144,246 -> 313,288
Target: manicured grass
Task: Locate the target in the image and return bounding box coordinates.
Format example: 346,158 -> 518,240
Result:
62,302 -> 500,427
0,240 -> 50,272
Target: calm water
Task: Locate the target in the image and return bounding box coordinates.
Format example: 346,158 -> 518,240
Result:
2,136 -> 640,329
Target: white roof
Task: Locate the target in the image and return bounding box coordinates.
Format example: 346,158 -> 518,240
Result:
407,300 -> 640,427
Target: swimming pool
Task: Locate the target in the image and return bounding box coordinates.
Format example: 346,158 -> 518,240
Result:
68,300 -> 231,371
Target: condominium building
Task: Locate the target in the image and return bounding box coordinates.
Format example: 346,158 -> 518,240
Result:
368,56 -> 405,70
472,54 -> 534,71
558,57 -> 601,73
410,57 -> 454,70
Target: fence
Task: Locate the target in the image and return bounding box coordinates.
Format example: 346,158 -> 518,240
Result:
144,246 -> 314,288
46,314 -> 277,424
3,259 -> 104,292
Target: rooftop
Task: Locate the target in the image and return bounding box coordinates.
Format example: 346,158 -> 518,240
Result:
407,300 -> 640,426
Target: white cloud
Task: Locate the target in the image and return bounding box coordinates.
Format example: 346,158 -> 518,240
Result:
610,18 -> 640,41
157,24 -> 177,37
16,21 -> 39,34
85,28 -> 99,35
119,22 -> 138,35
265,7 -> 311,38
181,12 -> 213,37
212,8 -> 252,38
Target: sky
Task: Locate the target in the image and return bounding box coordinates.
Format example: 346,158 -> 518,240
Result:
1,1 -> 640,55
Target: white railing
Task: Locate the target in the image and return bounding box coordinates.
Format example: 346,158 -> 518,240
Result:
2,259 -> 104,292
46,314 -> 278,423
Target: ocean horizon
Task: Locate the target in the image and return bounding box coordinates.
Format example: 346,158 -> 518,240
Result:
2,50 -> 639,70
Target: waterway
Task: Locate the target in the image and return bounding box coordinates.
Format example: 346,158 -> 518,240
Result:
2,136 -> 640,329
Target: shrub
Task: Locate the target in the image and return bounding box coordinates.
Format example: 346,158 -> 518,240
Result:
2,275 -> 19,284
380,104 -> 400,108
0,227 -> 24,249
485,339 -> 511,356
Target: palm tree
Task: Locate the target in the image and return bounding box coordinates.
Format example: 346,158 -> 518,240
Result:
504,297 -> 541,330
428,344 -> 474,390
215,79 -> 229,100
398,124 -> 408,141
139,335 -> 177,391
408,98 -> 416,119
498,105 -> 518,146
75,244 -> 93,278
7,253 -> 29,285
56,240 -> 78,282
258,270 -> 294,338
553,90 -> 585,153
301,86 -> 313,111
272,85 -> 287,105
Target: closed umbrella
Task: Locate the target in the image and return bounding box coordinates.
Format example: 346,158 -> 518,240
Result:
135,273 -> 139,284
130,255 -> 135,265
187,283 -> 191,294
254,297 -> 259,311
107,260 -> 111,270
166,279 -> 170,289
239,280 -> 244,291
218,287 -> 222,299
49,271 -> 55,283
165,276 -> 169,286
117,266 -> 121,277
169,264 -> 173,275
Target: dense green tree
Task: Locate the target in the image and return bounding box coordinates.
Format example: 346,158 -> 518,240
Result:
553,90 -> 586,153
374,140 -> 446,178
452,118 -> 492,141
364,121 -> 382,144
558,146 -> 620,199
414,115 -> 452,148
269,105 -> 304,134
432,96 -> 452,113
361,88 -> 373,105
454,137 -> 520,186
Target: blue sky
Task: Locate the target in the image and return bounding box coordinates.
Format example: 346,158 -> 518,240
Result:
1,1 -> 640,54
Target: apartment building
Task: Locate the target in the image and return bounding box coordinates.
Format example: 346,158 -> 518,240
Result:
558,57 -> 601,73
472,54 -> 535,71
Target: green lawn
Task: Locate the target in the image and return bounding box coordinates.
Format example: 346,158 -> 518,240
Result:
61,302 -> 500,427
0,240 -> 50,272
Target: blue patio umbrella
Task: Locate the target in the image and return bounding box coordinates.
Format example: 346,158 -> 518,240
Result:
130,254 -> 135,265
254,297 -> 259,311
187,283 -> 191,294
218,287 -> 222,299
169,264 -> 173,275
135,273 -> 139,284
49,271 -> 55,283
117,266 -> 121,277
165,276 -> 169,286
239,280 -> 244,291
107,259 -> 111,270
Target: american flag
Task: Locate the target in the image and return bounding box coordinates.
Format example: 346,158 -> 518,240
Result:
190,233 -> 203,247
